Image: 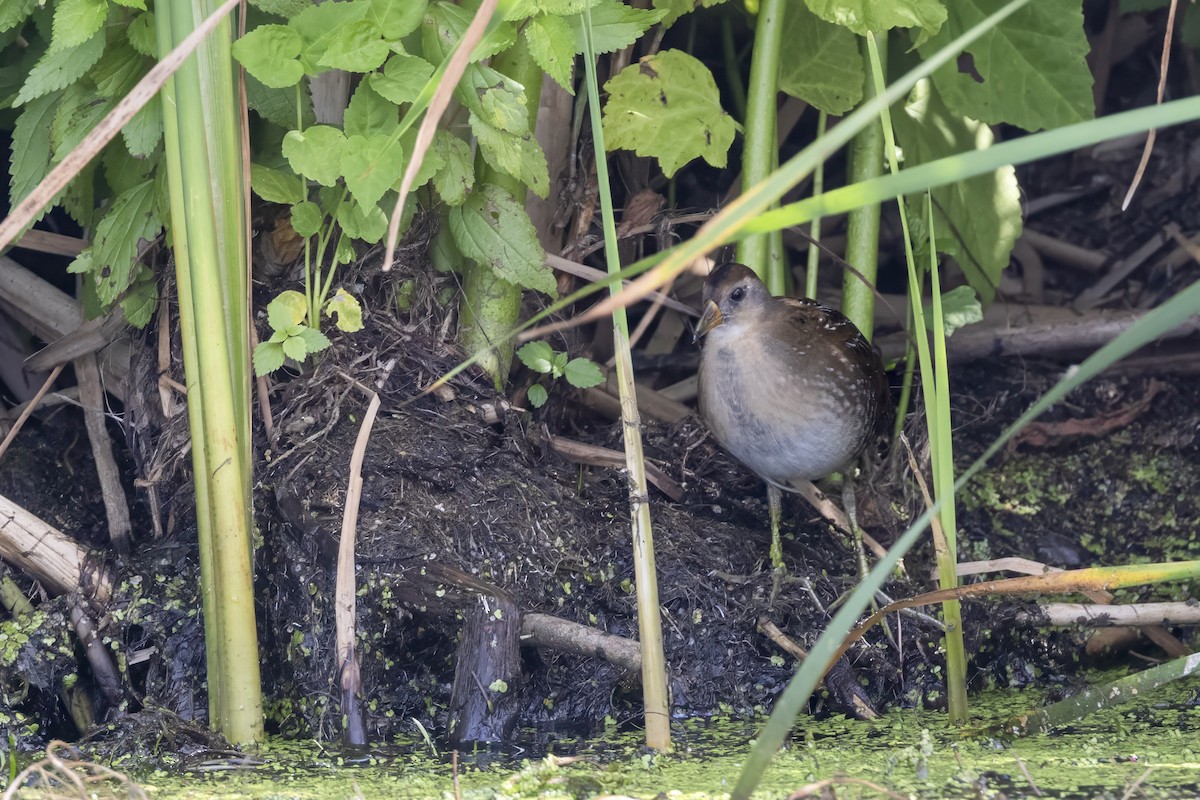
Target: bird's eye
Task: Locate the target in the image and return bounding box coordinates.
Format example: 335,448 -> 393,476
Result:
730,286 -> 746,302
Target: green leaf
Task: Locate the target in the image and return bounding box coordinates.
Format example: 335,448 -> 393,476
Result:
119,266 -> 157,328
233,24 -> 305,88
570,0 -> 665,54
282,125 -> 347,186
652,0 -> 694,28
0,0 -> 37,34
122,100 -> 163,158
324,287 -> 364,332
506,0 -> 598,20
429,216 -> 463,273
893,80 -> 1021,305
525,15 -> 575,93
921,0 -> 1093,131
368,0 -> 426,39
51,0 -> 107,52
128,12 -> 157,57
333,235 -> 356,265
602,49 -> 740,177
805,0 -> 946,36
290,201 -> 323,237
422,1 -> 516,63
344,80 -> 398,138
930,285 -> 983,336
564,357 -> 604,388
527,383 -> 549,408
431,130 -> 474,206
368,53 -> 434,105
517,341 -> 556,373
342,133 -> 406,208
336,197 -> 388,243
251,164 -> 306,205
91,41 -> 149,99
111,0 -> 146,10
267,290 -> 308,330
15,29 -> 104,106
282,332 -> 308,361
250,0 -> 311,17
550,351 -> 568,377
245,72 -> 314,129
254,340 -> 287,375
9,92 -> 58,216
295,325 -> 332,353
52,85 -> 108,161
319,18 -> 390,72
91,180 -> 162,305
477,74 -> 530,135
777,3 -> 863,115
449,183 -> 556,294
291,0 -> 371,72
398,127 -> 444,190
470,113 -> 549,198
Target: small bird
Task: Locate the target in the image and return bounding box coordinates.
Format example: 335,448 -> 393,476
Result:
694,263 -> 891,583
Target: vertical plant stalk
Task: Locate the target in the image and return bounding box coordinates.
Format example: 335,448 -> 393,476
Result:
804,111 -> 827,298
458,41 -> 543,389
735,0 -> 787,295
581,14 -> 671,751
842,34 -> 887,339
157,2 -> 263,744
863,34 -> 968,723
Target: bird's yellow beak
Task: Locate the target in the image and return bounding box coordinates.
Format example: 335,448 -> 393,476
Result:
694,300 -> 723,342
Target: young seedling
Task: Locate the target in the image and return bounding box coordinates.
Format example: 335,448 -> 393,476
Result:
516,341 -> 604,408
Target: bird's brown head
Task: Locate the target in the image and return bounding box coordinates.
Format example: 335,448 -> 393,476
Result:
695,263 -> 771,341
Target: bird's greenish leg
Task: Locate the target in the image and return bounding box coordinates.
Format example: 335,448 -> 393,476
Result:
842,480 -> 870,584
768,482 -> 785,604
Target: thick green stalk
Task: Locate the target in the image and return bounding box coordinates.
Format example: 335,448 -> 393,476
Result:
804,111 -> 827,298
458,41 -> 542,389
842,34 -> 887,339
157,2 -> 262,744
735,0 -> 786,295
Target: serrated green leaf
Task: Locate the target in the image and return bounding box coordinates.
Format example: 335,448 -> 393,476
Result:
602,49 -> 739,177
122,99 -> 163,158
929,285 -> 983,336
254,340 -> 287,375
267,290 -> 308,330
67,249 -> 94,276
652,0 -> 694,29
15,29 -> 104,106
282,333 -> 308,360
282,125 -> 346,186
233,24 -> 305,88
506,0 -> 598,20
517,341 -> 556,373
550,351 -> 568,377
422,1 -> 516,63
62,161 -> 97,229
368,0 -> 426,38
893,80 -> 1021,305
431,129 -> 474,206
921,0 -> 1093,131
470,113 -> 549,198
91,41 -> 148,99
324,287 -> 364,332
250,0 -> 311,17
53,87 -> 113,161
245,72 -> 314,129
101,138 -> 155,195
51,0 -> 107,52
127,12 -> 157,57
570,0 -> 665,54
449,184 -> 556,294
344,80 -> 398,138
319,18 -> 389,72
369,53 -> 435,105
777,3 -> 863,115
805,0 -> 946,36
336,197 -> 388,243
91,180 -> 162,305
477,77 -> 529,135
398,127 -> 444,190
527,383 -> 548,408
290,201 -> 323,237
0,0 -> 37,34
252,164 -> 306,204
342,133 -> 406,208
119,266 -> 157,328
9,92 -> 57,216
525,15 -> 575,93
291,0 -> 371,72
295,325 -> 332,352
334,235 -> 356,265
564,357 -> 604,388
111,0 -> 146,10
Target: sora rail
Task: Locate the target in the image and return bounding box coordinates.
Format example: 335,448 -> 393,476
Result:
694,263 -> 892,578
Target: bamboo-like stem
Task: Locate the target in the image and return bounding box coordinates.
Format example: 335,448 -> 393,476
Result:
842,34 -> 887,339
157,2 -> 262,744
458,40 -> 543,389
803,111 -> 827,298
735,0 -> 786,295
581,13 -> 670,751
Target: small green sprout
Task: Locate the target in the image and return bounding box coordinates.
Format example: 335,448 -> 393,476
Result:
516,341 -> 605,408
